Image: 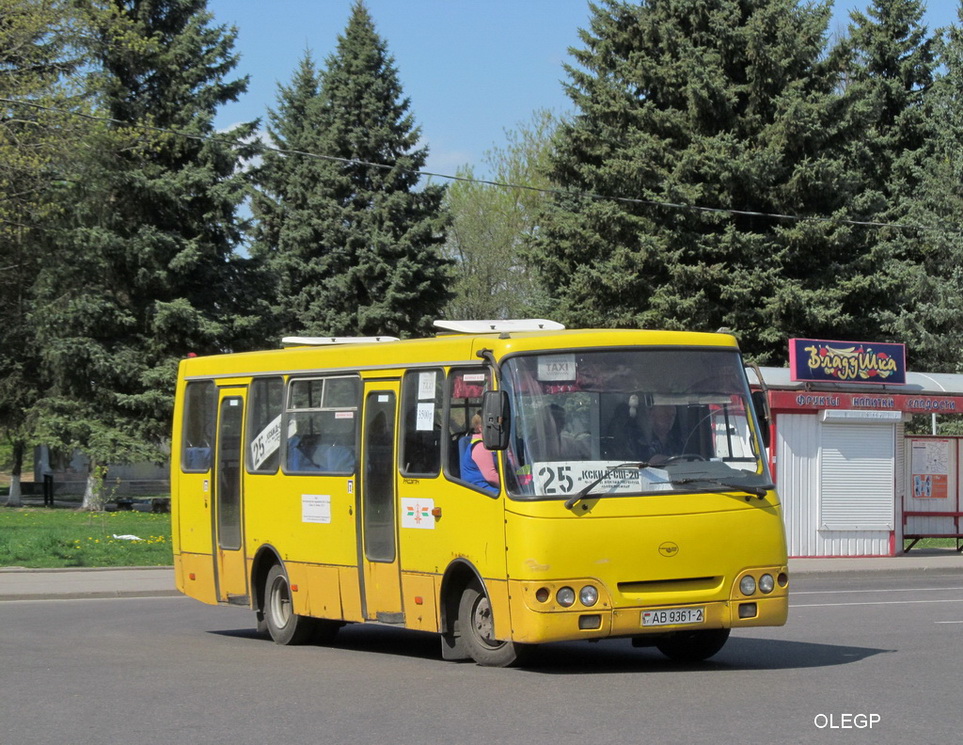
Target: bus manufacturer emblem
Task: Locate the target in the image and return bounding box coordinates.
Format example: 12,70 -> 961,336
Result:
659,542 -> 680,557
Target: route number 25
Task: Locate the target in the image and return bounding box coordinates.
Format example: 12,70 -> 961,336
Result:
538,465 -> 574,494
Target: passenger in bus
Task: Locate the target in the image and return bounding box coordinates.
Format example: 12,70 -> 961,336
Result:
549,404 -> 590,459
319,433 -> 356,473
287,434 -> 322,471
459,414 -> 498,494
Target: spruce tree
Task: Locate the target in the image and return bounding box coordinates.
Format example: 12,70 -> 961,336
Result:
31,0 -> 257,507
838,0 -> 945,369
251,1 -> 450,339
0,0 -> 79,504
527,0 -> 859,362
250,52 -> 329,337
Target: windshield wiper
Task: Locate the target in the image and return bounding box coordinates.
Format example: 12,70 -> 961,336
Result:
669,477 -> 773,500
564,462 -> 650,510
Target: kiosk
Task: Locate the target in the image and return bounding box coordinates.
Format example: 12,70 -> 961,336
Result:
753,339 -> 963,557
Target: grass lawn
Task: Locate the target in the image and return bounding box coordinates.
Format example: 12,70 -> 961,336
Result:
0,506 -> 172,568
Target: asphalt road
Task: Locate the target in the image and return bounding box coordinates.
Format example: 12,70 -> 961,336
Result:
2,572 -> 961,745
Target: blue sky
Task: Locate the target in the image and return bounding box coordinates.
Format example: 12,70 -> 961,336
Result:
207,1 -> 959,178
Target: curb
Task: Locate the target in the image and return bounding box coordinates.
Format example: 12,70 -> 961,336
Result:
0,566 -> 178,602
0,589 -> 182,601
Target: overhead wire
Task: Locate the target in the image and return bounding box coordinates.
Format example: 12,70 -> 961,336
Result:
1,96 -> 958,237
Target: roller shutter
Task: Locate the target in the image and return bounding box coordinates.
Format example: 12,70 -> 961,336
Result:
819,423 -> 895,530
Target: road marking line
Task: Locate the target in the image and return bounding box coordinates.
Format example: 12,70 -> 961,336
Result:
791,598 -> 963,608
792,587 -> 963,596
934,620 -> 963,624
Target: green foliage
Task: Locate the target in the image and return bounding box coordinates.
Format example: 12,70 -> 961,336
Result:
0,0 -> 82,479
528,0 -> 858,363
444,110 -> 557,320
835,0 -> 954,371
251,1 -> 451,339
29,0 -> 259,485
0,507 -> 172,568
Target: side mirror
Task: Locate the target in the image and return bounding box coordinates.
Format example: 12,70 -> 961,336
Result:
481,390 -> 510,450
751,390 -> 771,449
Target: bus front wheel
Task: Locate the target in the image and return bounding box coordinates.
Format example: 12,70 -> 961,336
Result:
458,581 -> 530,667
263,563 -> 317,645
656,628 -> 730,662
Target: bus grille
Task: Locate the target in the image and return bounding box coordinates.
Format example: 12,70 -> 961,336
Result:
617,576 -> 724,601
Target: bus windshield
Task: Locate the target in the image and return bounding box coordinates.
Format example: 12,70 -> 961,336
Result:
500,348 -> 770,500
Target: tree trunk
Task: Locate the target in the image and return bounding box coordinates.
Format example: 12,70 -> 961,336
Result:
5,440 -> 25,507
6,474 -> 22,507
81,461 -> 102,511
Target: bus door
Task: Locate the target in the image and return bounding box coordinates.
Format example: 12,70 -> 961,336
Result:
213,390 -> 248,604
359,384 -> 404,623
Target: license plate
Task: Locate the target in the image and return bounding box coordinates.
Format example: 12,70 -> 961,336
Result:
641,607 -> 705,627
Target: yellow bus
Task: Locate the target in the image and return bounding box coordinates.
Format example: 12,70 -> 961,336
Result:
171,320 -> 788,666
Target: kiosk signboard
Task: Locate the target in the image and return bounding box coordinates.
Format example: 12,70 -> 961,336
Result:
789,338 -> 906,385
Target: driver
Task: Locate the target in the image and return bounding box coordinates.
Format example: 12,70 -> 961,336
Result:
643,405 -> 684,463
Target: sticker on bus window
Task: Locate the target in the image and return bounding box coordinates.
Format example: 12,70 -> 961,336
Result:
532,461 -> 672,496
416,402 -> 434,431
335,411 -> 355,419
401,498 -> 435,529
250,414 -> 282,470
302,494 -> 331,524
537,354 -> 576,382
418,372 -> 436,400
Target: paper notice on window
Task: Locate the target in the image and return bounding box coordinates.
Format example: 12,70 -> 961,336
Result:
416,402 -> 435,431
250,414 -> 282,470
418,371 -> 436,400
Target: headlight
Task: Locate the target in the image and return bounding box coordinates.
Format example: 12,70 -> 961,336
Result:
556,587 -> 576,607
759,574 -> 775,594
579,585 -> 599,607
739,575 -> 757,596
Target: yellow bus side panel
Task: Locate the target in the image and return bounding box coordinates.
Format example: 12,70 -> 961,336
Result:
283,562 -> 343,619
299,564 -> 345,620
175,552 -> 218,606
396,478 -> 508,588
243,474 -> 359,568
338,566 -> 364,622
176,473 -> 213,556
486,578 -> 512,642
400,573 -> 440,632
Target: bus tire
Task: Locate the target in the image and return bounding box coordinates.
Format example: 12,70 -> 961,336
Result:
656,628 -> 730,662
263,563 -> 317,645
458,581 -> 530,667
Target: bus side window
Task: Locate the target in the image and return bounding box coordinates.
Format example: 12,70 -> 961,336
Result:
285,376 -> 360,474
400,369 -> 442,477
247,377 -> 283,474
181,381 -> 216,473
443,368 -> 490,483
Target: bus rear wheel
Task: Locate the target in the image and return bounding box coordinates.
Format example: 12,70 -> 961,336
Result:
458,581 -> 530,667
263,563 -> 317,645
656,628 -> 730,662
